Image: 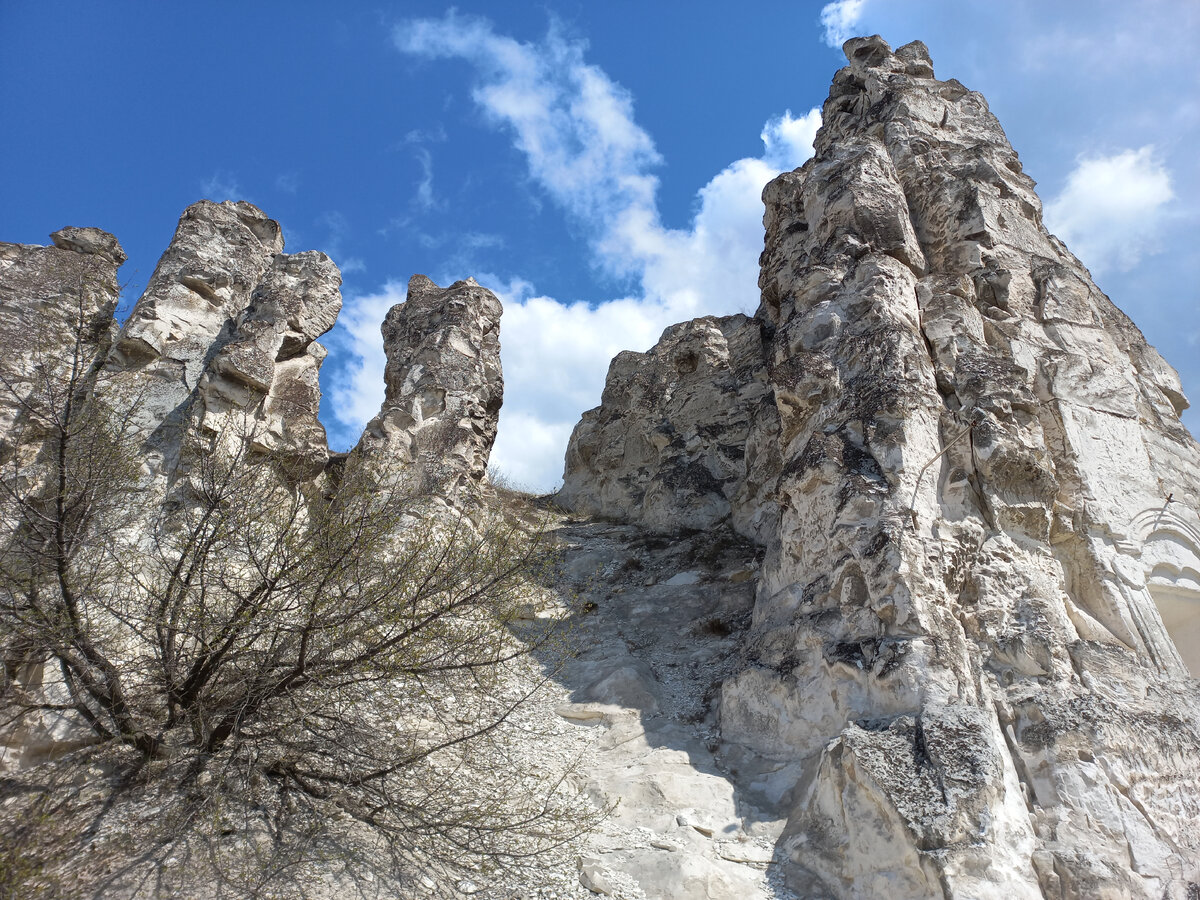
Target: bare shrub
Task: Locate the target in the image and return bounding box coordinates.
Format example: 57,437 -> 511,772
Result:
0,277 -> 596,898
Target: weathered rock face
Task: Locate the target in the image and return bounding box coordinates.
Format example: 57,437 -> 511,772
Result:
0,209 -> 347,772
0,211 -> 511,816
354,274 -> 503,492
0,205 -> 511,500
560,314 -> 780,542
0,228 -> 125,461
0,202 -> 343,494
103,200 -> 340,479
563,36 -> 1200,900
197,249 -> 342,479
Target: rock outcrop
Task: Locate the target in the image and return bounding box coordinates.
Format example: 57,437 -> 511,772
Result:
197,248 -> 342,479
0,205 -> 512,502
5,34 -> 1200,900
104,200 -> 340,479
562,36 -> 1200,899
354,274 -> 503,492
0,227 -> 124,463
560,314 -> 779,543
0,204 -> 528,898
0,208 -> 346,771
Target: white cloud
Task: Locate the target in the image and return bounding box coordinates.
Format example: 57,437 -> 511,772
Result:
275,172 -> 299,194
326,281 -> 403,433
820,0 -> 866,49
762,109 -> 824,169
395,13 -> 661,275
1044,146 -> 1174,274
481,282 -> 668,489
461,232 -> 504,250
323,15 -> 822,489
411,148 -> 436,211
402,125 -> 447,145
200,170 -> 242,202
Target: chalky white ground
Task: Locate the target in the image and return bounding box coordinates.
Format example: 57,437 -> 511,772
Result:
468,515 -> 795,900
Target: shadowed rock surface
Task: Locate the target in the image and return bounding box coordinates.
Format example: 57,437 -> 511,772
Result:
100,200 -> 342,480
0,227 -> 125,463
561,314 -> 780,544
562,35 -> 1200,899
198,248 -> 342,479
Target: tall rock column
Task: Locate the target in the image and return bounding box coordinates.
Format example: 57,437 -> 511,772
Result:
0,204 -> 345,769
104,201 -> 283,470
562,35 -> 1200,900
728,36 -> 1200,899
0,224 -> 125,580
0,228 -> 126,461
197,249 -> 342,479
103,200 -> 340,481
353,275 -> 503,494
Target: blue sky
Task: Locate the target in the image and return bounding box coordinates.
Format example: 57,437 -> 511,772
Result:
2,1 -> 1197,490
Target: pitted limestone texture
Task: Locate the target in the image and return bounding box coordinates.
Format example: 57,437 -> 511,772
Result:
562,35 -> 1200,899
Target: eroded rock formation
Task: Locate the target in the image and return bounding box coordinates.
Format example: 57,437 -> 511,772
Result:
561,314 -> 780,543
4,33 -> 1200,900
0,205 -> 515,504
0,227 -> 124,463
354,274 -> 503,492
562,35 -> 1200,899
0,211 -> 512,802
100,200 -> 341,479
0,206 -> 525,898
198,247 -> 342,479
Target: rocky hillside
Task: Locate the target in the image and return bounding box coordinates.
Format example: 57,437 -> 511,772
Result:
1,32 -> 1198,900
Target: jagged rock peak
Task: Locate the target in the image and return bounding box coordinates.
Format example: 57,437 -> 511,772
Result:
0,203 -> 343,484
0,228 -> 124,463
50,226 -> 128,265
108,200 -> 284,380
196,248 -> 342,479
354,274 -> 503,492
108,201 -> 340,479
842,35 -> 933,77
562,36 -> 1200,899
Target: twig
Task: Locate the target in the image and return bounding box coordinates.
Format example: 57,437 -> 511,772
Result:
907,414 -> 977,529
1152,493 -> 1173,530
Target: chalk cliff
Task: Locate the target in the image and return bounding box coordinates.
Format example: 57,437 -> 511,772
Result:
353,273 -> 504,492
0,202 -> 507,496
0,227 -> 124,467
562,35 -> 1200,899
98,200 -> 340,480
